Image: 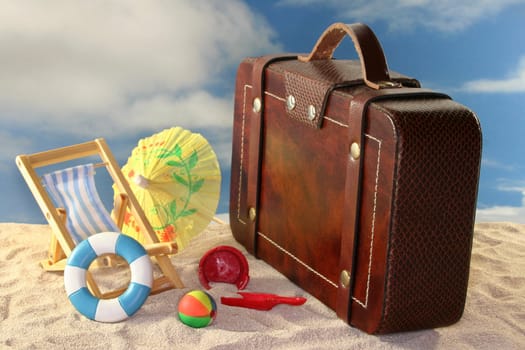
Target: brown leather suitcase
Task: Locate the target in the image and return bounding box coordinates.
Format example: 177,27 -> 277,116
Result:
229,22 -> 482,334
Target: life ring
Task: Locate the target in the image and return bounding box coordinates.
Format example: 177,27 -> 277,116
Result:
64,232 -> 153,322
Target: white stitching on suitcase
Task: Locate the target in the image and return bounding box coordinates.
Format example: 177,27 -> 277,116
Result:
238,88 -> 387,309
238,86 -> 358,223
323,116 -> 348,128
357,134 -> 381,308
315,110 -> 384,305
265,91 -> 286,102
237,86 -> 284,225
236,84 -> 253,224
258,231 -> 339,289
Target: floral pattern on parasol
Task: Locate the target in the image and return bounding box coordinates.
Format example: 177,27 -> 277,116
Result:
115,127 -> 221,251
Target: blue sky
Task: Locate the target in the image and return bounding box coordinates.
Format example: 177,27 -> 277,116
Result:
1,0 -> 524,224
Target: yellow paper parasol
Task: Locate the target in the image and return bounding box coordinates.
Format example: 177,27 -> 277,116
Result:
116,127 -> 221,250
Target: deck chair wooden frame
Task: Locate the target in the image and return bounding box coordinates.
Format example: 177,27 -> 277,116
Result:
16,138 -> 184,299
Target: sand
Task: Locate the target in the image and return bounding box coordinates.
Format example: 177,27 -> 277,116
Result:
1,222 -> 524,349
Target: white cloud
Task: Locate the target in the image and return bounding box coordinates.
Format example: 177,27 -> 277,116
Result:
116,91 -> 233,130
482,158 -> 517,172
476,181 -> 525,223
112,91 -> 235,167
278,0 -> 525,32
462,56 -> 525,93
0,0 -> 280,138
477,204 -> 525,223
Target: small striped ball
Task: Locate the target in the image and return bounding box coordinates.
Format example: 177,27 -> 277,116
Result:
178,290 -> 217,328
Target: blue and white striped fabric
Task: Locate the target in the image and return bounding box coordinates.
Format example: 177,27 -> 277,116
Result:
42,164 -> 119,244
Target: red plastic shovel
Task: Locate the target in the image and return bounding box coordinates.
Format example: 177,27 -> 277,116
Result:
221,292 -> 307,311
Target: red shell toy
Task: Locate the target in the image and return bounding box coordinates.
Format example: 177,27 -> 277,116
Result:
198,245 -> 249,290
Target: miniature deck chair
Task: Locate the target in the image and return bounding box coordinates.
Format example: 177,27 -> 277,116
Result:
16,138 -> 184,299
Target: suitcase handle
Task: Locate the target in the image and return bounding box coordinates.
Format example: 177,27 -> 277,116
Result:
298,23 -> 392,90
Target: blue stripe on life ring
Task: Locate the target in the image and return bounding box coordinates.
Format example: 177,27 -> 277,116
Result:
119,282 -> 152,316
68,287 -> 99,320
115,234 -> 147,264
67,239 -> 98,269
64,232 -> 153,323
